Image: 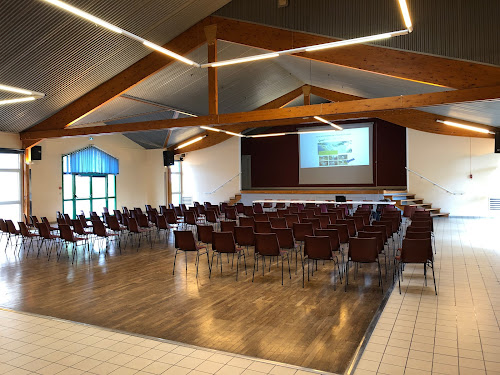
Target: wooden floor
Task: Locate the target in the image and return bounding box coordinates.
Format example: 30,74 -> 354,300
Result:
0,230 -> 392,374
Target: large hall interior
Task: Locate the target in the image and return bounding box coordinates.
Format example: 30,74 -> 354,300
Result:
0,1 -> 499,375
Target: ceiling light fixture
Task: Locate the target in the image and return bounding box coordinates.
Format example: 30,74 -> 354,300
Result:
200,126 -> 221,132
313,116 -> 343,130
436,120 -> 493,134
0,84 -> 44,97
175,135 -> 206,150
224,131 -> 245,137
398,0 -> 413,31
42,0 -> 199,67
44,0 -> 412,70
0,96 -> 38,106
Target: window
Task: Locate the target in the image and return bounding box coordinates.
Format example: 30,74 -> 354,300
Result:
62,146 -> 118,219
0,152 -> 22,223
170,161 -> 182,205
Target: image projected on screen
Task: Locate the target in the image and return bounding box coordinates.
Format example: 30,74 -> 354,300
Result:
301,127 -> 370,169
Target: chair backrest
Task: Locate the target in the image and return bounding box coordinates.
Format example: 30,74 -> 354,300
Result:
18,222 -> 30,236
284,214 -> 299,228
297,212 -> 308,222
348,237 -> 378,262
220,220 -> 237,234
318,204 -> 328,214
254,213 -> 269,222
254,233 -> 280,256
288,206 -> 299,214
136,213 -> 150,228
36,222 -> 51,239
156,215 -> 169,230
301,217 -> 321,231
239,216 -> 255,229
0,219 -> 7,232
253,203 -> 264,214
412,210 -> 431,219
184,211 -> 197,225
197,224 -> 213,243
315,215 -> 330,229
272,228 -> 295,249
267,211 -> 278,218
401,238 -> 432,263
212,231 -> 237,253
304,235 -> 332,260
292,222 -> 313,241
71,219 -> 86,235
405,231 -> 431,240
336,219 -> 356,237
57,217 -> 66,227
364,225 -> 388,243
235,203 -> 245,214
41,216 -> 51,227
276,209 -> 289,217
31,216 -> 39,225
411,217 -> 434,231
352,215 -> 365,232
59,224 -> 74,241
357,231 -> 384,252
174,230 -> 197,251
403,205 -> 416,218
304,209 -> 315,218
406,226 -> 430,233
106,215 -> 121,231
326,212 -> 338,224
255,221 -> 272,233
122,206 -> 130,216
326,224 -> 349,243
205,210 -> 218,223
164,210 -> 178,225
409,220 -> 432,231
5,220 -> 18,234
225,207 -> 237,220
371,220 -> 392,238
78,214 -> 90,228
243,206 -> 255,217
93,220 -> 108,237
234,226 -> 255,246
127,217 -> 140,233
270,217 -> 287,229
314,228 -> 340,251
275,202 -> 286,209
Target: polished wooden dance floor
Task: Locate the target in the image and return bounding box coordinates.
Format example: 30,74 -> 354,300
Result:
0,232 -> 392,373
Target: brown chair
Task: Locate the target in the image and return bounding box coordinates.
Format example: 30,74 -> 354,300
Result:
304,209 -> 315,218
41,217 -> 58,232
255,221 -> 272,233
211,232 -> 247,280
225,207 -> 237,221
184,211 -> 199,231
18,221 -> 39,257
275,202 -> 286,209
243,206 -> 255,217
270,217 -> 287,229
36,222 -> 59,259
253,233 -> 291,285
292,222 -> 313,252
346,237 -> 382,293
396,238 -> 436,295
315,215 -> 331,229
197,224 -> 214,250
326,212 -> 338,224
284,214 -> 299,228
239,216 -> 255,229
24,214 -> 34,229
71,219 -> 92,252
352,215 -> 365,232
358,230 -> 387,278
267,211 -> 279,218
205,209 -> 219,229
125,217 -> 150,250
262,202 -> 273,210
303,235 -> 341,289
93,219 -> 120,255
276,209 -> 289,218
220,220 -> 237,234
4,220 -> 20,253
301,218 -> 321,231
254,213 -> 269,222
173,231 -> 210,278
234,225 -> 255,255
327,224 -> 349,252
253,203 -> 264,214
336,219 -> 357,237
59,224 -> 86,264
273,227 -> 301,273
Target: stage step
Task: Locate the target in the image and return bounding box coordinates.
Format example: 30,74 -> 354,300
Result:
388,191 -> 449,218
227,193 -> 242,206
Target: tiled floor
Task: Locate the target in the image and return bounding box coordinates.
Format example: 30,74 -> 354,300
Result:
0,308 -> 333,375
354,217 -> 500,375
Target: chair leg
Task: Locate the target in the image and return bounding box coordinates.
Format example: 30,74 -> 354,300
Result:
398,261 -> 402,294
377,258 -> 383,293
431,261 -> 437,295
281,255 -> 284,285
424,262 -> 427,286
345,260 -> 349,292
173,250 -> 178,275
252,254 -> 257,282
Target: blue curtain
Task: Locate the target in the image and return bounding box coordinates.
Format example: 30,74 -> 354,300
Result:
63,146 -> 119,175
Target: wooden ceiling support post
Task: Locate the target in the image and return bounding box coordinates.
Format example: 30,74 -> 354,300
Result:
22,150 -> 31,219
303,85 -> 311,105
205,24 -> 218,115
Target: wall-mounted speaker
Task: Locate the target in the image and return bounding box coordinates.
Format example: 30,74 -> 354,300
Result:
31,146 -> 42,161
163,150 -> 175,166
495,133 -> 500,153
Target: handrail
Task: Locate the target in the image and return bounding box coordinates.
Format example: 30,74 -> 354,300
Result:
406,167 -> 464,195
205,173 -> 240,194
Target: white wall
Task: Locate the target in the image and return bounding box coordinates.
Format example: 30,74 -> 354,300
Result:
182,137 -> 240,204
30,134 -> 166,221
0,132 -> 22,149
407,129 -> 499,217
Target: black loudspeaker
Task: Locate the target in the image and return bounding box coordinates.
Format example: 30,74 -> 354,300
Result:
163,150 -> 175,166
31,146 -> 42,161
335,195 -> 347,202
495,133 -> 500,153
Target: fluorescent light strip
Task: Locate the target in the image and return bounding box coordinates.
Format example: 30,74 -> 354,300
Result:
436,119 -> 493,134
200,126 -> 221,132
0,96 -> 37,105
208,53 -> 280,68
175,135 -> 206,149
305,32 -> 396,52
224,131 -> 245,137
0,84 -> 45,97
313,116 -> 343,130
43,0 -> 199,67
398,0 -> 413,31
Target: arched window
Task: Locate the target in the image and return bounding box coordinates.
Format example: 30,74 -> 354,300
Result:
62,146 -> 118,219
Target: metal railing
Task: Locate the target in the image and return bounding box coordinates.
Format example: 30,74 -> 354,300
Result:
406,167 -> 464,195
205,173 -> 240,194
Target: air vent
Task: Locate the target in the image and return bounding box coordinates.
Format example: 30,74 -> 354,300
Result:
489,198 -> 500,211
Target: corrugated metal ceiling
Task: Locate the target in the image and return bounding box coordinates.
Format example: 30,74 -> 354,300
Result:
0,0 -> 231,133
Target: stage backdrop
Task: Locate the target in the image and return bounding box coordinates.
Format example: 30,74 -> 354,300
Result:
241,119 -> 406,188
